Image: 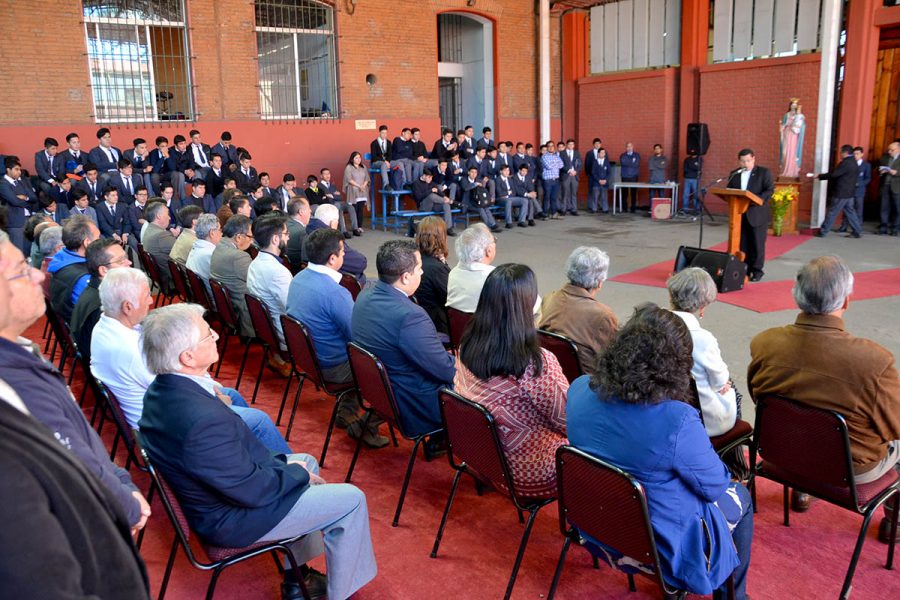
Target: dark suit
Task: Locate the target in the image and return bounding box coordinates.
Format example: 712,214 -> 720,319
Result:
139,374 -> 309,547
211,142 -> 239,170
205,168 -> 226,198
41,205 -> 69,224
58,149 -> 87,177
202,194 -> 223,214
76,177 -> 102,205
727,165 -> 774,277
51,184 -> 75,209
108,172 -> 141,205
818,155 -> 861,235
33,150 -> 63,188
351,280 -> 456,436
560,149 -> 583,212
123,148 -> 154,192
285,218 -> 306,269
854,160 -> 872,223
494,175 -> 528,224
88,145 -> 123,176
304,219 -> 367,284
0,176 -> 37,253
234,167 -> 259,193
586,155 -> 612,212
96,202 -> 130,238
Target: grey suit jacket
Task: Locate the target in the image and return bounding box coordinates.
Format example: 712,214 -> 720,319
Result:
142,223 -> 177,290
209,239 -> 254,337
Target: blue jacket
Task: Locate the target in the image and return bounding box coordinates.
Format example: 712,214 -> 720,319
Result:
619,152 -> 641,179
47,248 -> 90,308
351,281 -> 456,436
305,218 -> 367,285
286,268 -> 354,369
566,375 -> 739,595
856,160 -> 872,198
139,374 -> 309,547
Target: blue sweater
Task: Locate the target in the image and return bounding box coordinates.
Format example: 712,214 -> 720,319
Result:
286,268 -> 354,369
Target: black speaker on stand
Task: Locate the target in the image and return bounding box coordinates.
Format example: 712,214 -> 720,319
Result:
673,246 -> 747,293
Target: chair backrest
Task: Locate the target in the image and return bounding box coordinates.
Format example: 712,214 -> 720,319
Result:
97,378 -> 146,470
347,342 -> 404,433
185,267 -> 213,311
209,278 -> 239,331
447,307 -> 473,350
138,245 -> 164,291
246,245 -> 259,260
339,273 -> 362,301
754,394 -> 855,492
537,329 -> 584,383
555,445 -> 668,591
167,259 -> 190,302
280,315 -> 323,389
244,293 -> 278,348
439,388 -> 523,504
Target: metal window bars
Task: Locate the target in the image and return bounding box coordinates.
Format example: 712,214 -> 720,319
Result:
83,0 -> 194,123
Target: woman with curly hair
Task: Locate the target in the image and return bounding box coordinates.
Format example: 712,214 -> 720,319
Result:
454,263 -> 568,499
566,303 -> 753,600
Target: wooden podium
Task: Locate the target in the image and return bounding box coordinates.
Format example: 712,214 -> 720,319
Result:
708,188 -> 764,262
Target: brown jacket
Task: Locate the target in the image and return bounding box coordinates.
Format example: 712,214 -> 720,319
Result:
748,313 -> 900,475
538,284 -> 618,373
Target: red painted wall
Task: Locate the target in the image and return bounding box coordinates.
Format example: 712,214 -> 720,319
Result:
698,54 -> 821,222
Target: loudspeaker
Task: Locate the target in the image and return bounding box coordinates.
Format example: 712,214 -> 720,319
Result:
673,246 -> 746,293
686,123 -> 710,156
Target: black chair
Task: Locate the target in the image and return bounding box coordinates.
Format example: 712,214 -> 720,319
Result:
431,389 -> 555,600
548,445 -> 735,600
345,342 -> 428,527
749,394 -> 900,599
209,278 -> 252,390
137,442 -> 311,600
537,329 -> 584,383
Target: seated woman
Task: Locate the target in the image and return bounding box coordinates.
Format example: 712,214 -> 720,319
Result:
666,267 -> 738,437
414,216 -> 451,337
454,263 -> 568,499
567,304 -> 752,600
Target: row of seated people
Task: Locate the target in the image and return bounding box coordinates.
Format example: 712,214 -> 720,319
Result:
3,210 -> 899,599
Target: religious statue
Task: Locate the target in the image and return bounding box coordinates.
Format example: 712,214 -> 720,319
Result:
779,98 -> 806,178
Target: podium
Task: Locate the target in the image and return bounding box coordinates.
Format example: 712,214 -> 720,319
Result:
708,188 -> 763,262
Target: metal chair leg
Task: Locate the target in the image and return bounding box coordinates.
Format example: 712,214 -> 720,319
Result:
235,336 -> 252,392
888,493 -> 899,569
393,436 -> 425,527
517,509 -> 525,524
593,555 -> 600,570
627,572 -> 636,591
343,411 -> 373,480
284,376 -> 306,442
158,536 -> 178,600
431,470 -> 463,558
840,508 -> 880,600
546,537 -> 572,600
278,367 -> 295,422
388,423 -> 399,447
316,389 -> 341,464
783,486 -> 790,526
281,546 -> 312,600
250,345 -> 268,404
205,566 -> 223,600
504,506 -> 541,600
214,330 -> 231,377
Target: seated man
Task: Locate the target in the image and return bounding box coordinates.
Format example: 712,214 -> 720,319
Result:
109,158 -> 140,205
185,213 -> 222,305
170,205 -> 202,265
38,194 -> 68,224
304,204 -> 367,285
284,197 -> 311,270
287,228 -> 388,448
304,175 -> 327,216
0,230 -> 151,535
319,167 -> 360,237
459,166 -> 499,232
411,170 -> 454,234
512,162 -> 540,225
142,200 -> 179,293
75,163 -> 102,205
71,238 -> 131,365
68,188 -> 98,223
748,255 -> 900,540
96,185 -> 130,245
494,164 -> 528,228
247,214 -> 293,350
139,303 -> 377,600
90,268 -> 290,453
233,152 -> 260,193
48,215 -> 100,322
352,239 -> 455,442
539,246 -> 618,372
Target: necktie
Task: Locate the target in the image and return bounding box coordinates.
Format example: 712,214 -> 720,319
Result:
126,178 -> 132,194
90,183 -> 95,198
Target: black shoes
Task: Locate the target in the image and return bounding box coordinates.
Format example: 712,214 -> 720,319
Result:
342,231 -> 352,239
505,223 -> 514,229
489,224 -> 501,233
790,490 -> 813,513
347,419 -> 390,448
447,229 -> 457,237
282,567 -> 327,600
517,222 -> 527,228
423,432 -> 447,461
748,271 -> 764,282
815,231 -> 827,238
527,219 -> 535,226
352,228 -> 363,237
850,232 -> 862,238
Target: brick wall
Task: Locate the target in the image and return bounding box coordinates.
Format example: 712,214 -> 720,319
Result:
698,54 -> 821,222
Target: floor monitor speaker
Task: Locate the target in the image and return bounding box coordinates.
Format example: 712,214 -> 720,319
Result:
673,246 -> 746,293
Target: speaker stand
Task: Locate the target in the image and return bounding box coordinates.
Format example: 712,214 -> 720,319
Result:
696,164 -> 715,248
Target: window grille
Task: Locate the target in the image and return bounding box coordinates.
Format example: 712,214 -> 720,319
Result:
711,0 -> 825,63
589,0 -> 682,74
255,0 -> 339,120
83,0 -> 194,122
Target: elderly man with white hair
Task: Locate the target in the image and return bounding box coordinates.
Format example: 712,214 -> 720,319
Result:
138,303 -> 377,600
749,255 -> 900,535
446,223 -> 541,316
90,268 -> 291,454
539,245 -> 618,372
185,213 -> 222,304
304,203 -> 368,284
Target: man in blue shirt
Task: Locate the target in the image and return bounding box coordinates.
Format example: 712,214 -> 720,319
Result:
541,142 -> 564,219
286,228 -> 388,448
619,142 -> 641,212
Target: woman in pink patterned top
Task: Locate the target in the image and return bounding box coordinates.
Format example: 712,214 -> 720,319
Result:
453,263 -> 568,499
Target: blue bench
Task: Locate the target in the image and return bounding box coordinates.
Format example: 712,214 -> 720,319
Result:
375,189 -> 469,233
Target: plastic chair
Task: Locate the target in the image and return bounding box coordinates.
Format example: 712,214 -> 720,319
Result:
537,329 -> 584,383
209,278 -> 252,390
137,442 -> 310,600
431,389 -> 555,600
749,394 -> 900,599
548,445 -> 735,600
446,307 -> 473,352
345,342 -> 430,527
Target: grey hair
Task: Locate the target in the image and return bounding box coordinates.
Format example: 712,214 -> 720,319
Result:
792,255 -> 854,315
99,267 -> 150,319
39,225 -> 63,257
314,203 -> 339,225
667,268 -> 718,313
194,214 -> 221,240
455,223 -> 494,265
140,303 -> 206,374
565,246 -> 610,290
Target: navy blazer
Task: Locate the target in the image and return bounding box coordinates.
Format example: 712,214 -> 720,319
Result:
76,178 -> 102,205
560,149 -> 583,179
58,149 -> 87,176
588,157 -> 612,185
96,202 -> 130,238
42,205 -> 70,224
512,174 -> 535,196
211,143 -> 240,169
0,177 -> 37,227
139,374 -> 309,547
148,149 -> 172,175
856,161 -> 872,198
351,281 -> 456,436
124,149 -> 152,174
108,172 -> 141,205
34,150 -> 63,183
88,145 -> 123,174
166,148 -> 196,174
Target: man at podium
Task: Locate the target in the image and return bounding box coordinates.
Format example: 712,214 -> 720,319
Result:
727,148 -> 774,282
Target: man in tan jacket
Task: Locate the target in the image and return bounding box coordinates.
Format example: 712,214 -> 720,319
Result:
748,255 -> 900,542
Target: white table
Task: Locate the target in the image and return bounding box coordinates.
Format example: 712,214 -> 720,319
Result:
612,182 -> 680,215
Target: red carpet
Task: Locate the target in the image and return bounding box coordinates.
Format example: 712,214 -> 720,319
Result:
40,319 -> 900,600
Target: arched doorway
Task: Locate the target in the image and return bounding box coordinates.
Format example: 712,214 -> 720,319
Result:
437,12 -> 494,132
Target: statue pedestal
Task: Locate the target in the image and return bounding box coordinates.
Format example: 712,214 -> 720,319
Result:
770,177 -> 801,236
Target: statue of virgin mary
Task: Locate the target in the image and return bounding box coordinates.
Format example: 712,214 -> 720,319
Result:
779,98 -> 806,178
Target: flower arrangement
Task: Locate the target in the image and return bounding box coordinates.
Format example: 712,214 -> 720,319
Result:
770,188 -> 797,236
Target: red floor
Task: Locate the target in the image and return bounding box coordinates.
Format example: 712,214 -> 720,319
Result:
48,319 -> 900,600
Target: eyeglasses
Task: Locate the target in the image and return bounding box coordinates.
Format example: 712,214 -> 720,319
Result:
197,326 -> 217,346
103,254 -> 131,267
6,260 -> 35,282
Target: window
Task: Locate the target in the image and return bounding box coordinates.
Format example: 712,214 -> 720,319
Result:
589,0 -> 681,74
83,0 -> 193,122
255,0 -> 339,119
711,0 -> 825,63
